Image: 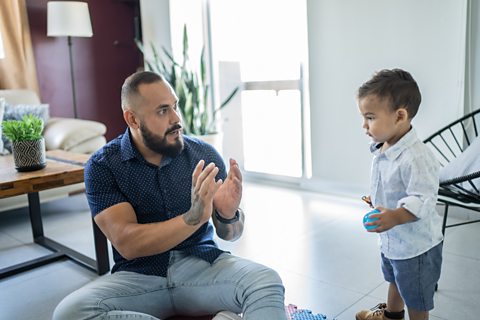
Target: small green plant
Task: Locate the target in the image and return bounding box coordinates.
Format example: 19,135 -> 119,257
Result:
2,114 -> 44,142
136,24 -> 239,135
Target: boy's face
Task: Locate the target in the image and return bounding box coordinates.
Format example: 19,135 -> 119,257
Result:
358,94 -> 407,145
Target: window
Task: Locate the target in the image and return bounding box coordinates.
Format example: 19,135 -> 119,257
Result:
169,0 -> 310,180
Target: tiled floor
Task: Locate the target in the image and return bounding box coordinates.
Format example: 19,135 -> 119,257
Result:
0,182 -> 478,320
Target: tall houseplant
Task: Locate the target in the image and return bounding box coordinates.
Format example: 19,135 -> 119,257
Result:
137,25 -> 238,136
2,114 -> 46,171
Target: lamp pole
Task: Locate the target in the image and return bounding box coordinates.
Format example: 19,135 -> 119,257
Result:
67,36 -> 78,119
47,1 -> 93,119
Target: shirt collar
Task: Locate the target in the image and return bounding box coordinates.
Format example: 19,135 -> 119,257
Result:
370,127 -> 417,160
120,128 -> 139,162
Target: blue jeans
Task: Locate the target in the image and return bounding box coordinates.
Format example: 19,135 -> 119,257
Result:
53,251 -> 286,320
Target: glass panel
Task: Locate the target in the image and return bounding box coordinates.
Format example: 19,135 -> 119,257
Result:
169,0 -> 309,180
242,90 -> 302,177
208,0 -> 308,178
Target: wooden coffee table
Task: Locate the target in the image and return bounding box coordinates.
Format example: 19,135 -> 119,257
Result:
0,150 -> 109,279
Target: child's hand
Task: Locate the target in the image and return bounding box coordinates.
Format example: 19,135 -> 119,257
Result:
365,206 -> 418,233
364,207 -> 400,233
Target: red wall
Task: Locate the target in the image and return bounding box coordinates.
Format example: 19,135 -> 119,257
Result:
26,0 -> 142,141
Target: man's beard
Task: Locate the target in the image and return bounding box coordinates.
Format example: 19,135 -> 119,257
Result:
140,122 -> 184,158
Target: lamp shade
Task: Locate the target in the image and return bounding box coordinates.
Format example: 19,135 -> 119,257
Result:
0,30 -> 5,59
47,1 -> 93,37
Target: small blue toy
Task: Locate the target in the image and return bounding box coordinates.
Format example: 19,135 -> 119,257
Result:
363,209 -> 381,230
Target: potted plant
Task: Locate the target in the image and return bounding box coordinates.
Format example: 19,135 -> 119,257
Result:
137,25 -> 239,150
2,114 -> 46,171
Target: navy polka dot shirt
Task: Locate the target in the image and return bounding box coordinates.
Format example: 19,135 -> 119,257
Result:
84,128 -> 227,277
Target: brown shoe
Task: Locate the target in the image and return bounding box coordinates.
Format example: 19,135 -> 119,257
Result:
355,303 -> 403,320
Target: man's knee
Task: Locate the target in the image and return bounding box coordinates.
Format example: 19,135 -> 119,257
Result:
261,267 -> 284,287
53,290 -> 101,320
240,265 -> 286,318
245,265 -> 285,295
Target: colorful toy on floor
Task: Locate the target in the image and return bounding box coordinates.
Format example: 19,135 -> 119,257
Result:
167,316 -> 214,319
285,304 -> 336,320
363,209 -> 381,230
169,304 -> 335,319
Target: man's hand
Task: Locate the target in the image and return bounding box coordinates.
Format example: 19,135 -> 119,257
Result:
183,160 -> 223,226
366,206 -> 417,233
213,158 -> 243,218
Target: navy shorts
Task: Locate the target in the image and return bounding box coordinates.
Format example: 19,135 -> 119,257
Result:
381,242 -> 443,311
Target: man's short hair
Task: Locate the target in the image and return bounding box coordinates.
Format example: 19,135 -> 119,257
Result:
357,68 -> 421,119
121,71 -> 165,111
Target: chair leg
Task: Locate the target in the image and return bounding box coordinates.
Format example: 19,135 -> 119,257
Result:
436,203 -> 450,293
442,203 -> 449,236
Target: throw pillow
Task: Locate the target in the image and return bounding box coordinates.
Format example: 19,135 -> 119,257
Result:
2,103 -> 50,152
439,136 -> 480,193
0,98 -> 7,155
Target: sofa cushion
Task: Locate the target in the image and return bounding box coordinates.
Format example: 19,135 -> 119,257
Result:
2,103 -> 49,152
43,117 -> 107,151
4,103 -> 50,122
439,136 -> 480,193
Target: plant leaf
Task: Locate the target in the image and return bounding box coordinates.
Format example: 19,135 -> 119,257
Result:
2,114 -> 44,142
215,87 -> 240,114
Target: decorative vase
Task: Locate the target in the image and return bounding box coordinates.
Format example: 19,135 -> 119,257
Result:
11,138 -> 47,172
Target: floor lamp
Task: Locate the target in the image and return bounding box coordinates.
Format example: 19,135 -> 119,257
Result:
47,1 -> 93,119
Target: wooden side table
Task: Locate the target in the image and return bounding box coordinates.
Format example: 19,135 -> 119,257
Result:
0,150 -> 109,279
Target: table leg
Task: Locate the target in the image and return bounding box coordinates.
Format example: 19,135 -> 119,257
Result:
0,193 -> 110,279
28,192 -> 44,240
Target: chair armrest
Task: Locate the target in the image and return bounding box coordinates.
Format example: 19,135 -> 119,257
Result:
440,170 -> 480,187
43,117 -> 107,153
439,171 -> 480,204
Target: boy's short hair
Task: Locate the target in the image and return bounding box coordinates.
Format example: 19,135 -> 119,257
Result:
357,69 -> 421,119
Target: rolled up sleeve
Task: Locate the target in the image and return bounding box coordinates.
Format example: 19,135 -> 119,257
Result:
397,156 -> 439,219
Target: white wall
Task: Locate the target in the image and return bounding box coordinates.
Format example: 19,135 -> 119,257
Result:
305,0 -> 467,197
139,0 -> 172,68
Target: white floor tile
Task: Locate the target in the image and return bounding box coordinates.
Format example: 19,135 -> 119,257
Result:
0,260 -> 98,320
0,183 -> 478,320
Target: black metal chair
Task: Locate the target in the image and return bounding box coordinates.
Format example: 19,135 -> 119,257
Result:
423,108 -> 480,236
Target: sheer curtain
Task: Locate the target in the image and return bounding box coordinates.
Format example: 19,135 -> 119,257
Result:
0,0 -> 39,93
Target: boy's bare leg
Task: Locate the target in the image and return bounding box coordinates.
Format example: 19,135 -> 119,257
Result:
387,282 -> 404,313
408,309 -> 428,320
388,283 -> 429,319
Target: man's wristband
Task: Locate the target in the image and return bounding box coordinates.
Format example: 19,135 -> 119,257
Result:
214,209 -> 240,224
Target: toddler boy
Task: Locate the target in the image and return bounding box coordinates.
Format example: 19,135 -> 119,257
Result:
356,69 -> 443,320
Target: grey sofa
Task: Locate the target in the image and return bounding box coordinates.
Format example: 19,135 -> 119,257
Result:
0,89 -> 107,212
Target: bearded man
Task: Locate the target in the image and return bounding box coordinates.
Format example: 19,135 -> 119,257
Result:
53,71 -> 287,320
